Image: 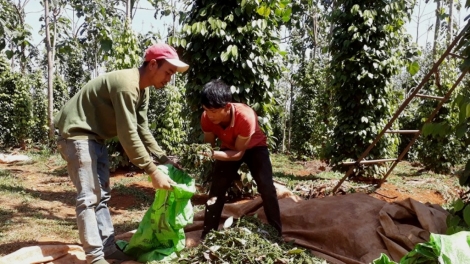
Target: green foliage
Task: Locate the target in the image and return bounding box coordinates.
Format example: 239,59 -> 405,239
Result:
326,0 -> 416,177
176,0 -> 291,142
0,0 -> 34,71
374,231 -> 470,264
413,54 -> 469,173
0,53 -> 9,77
0,55 -> 47,147
30,72 -> 49,144
56,40 -> 91,97
0,69 -> 34,147
446,198 -> 470,235
107,137 -> 130,172
456,2 -> 470,72
174,143 -> 213,188
148,85 -> 187,155
291,59 -> 328,158
178,216 -> 322,263
173,143 -> 255,198
100,19 -> 143,169
53,76 -> 69,113
105,20 -> 142,71
286,0 -> 329,57
372,253 -> 397,264
70,0 -> 124,75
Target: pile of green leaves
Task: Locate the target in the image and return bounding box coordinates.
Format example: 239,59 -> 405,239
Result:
175,216 -> 323,264
175,143 -> 214,185
175,143 -> 257,199
226,163 -> 257,201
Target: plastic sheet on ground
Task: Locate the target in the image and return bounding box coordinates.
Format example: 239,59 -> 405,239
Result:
0,153 -> 31,163
0,184 -> 451,264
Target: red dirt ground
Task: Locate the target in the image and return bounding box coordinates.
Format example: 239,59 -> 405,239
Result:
0,158 -> 450,224
0,156 -> 456,258
108,159 -> 448,207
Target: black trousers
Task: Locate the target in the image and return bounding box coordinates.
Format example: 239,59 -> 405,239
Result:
202,146 -> 282,237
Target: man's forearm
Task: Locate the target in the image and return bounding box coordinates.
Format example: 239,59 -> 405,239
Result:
213,150 -> 244,161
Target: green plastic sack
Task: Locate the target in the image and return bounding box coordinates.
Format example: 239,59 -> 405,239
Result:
116,165 -> 195,263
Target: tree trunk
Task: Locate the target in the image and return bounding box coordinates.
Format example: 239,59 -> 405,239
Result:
125,0 -> 131,21
329,0 -> 336,41
44,0 -> 55,140
415,0 -> 421,44
447,0 -> 453,44
432,0 -> 441,57
288,81 -> 293,151
312,4 -> 317,59
13,1 -> 27,72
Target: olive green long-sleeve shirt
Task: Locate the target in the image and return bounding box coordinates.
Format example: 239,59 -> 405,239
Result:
54,68 -> 168,174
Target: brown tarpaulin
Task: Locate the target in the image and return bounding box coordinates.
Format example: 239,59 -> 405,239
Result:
0,188 -> 448,264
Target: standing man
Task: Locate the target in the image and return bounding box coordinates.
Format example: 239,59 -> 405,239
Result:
199,79 -> 282,239
54,43 -> 189,264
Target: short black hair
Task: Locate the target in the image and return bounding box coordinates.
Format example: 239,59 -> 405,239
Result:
201,79 -> 232,109
141,59 -> 166,68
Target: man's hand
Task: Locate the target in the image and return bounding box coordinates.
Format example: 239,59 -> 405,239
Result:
198,148 -> 214,159
150,170 -> 176,190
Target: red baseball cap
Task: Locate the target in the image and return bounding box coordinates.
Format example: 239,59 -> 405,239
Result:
144,43 -> 189,73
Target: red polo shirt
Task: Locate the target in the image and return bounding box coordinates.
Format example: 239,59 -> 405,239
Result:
201,103 -> 267,150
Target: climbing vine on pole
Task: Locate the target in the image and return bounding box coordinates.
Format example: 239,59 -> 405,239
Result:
173,0 -> 292,142
326,0 -> 416,177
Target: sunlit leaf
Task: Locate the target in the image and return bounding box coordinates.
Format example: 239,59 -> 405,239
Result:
209,245 -> 221,252
282,8 -> 292,22
235,238 -> 246,245
223,216 -> 233,229
287,247 -> 305,254
220,51 -> 229,62
407,61 -> 420,76
351,4 -> 360,14
257,5 -> 270,17
231,45 -> 238,58
246,59 -> 253,69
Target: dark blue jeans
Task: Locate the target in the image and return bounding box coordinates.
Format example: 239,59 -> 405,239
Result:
202,146 -> 282,237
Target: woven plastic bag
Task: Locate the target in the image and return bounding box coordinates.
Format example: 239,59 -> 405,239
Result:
117,164 -> 195,262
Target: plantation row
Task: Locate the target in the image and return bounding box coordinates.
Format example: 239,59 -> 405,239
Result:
1,0 -> 470,176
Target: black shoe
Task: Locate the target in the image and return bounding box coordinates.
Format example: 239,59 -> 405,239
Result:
104,249 -> 133,263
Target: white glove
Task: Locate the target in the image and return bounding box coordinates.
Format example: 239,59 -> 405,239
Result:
150,170 -> 175,190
